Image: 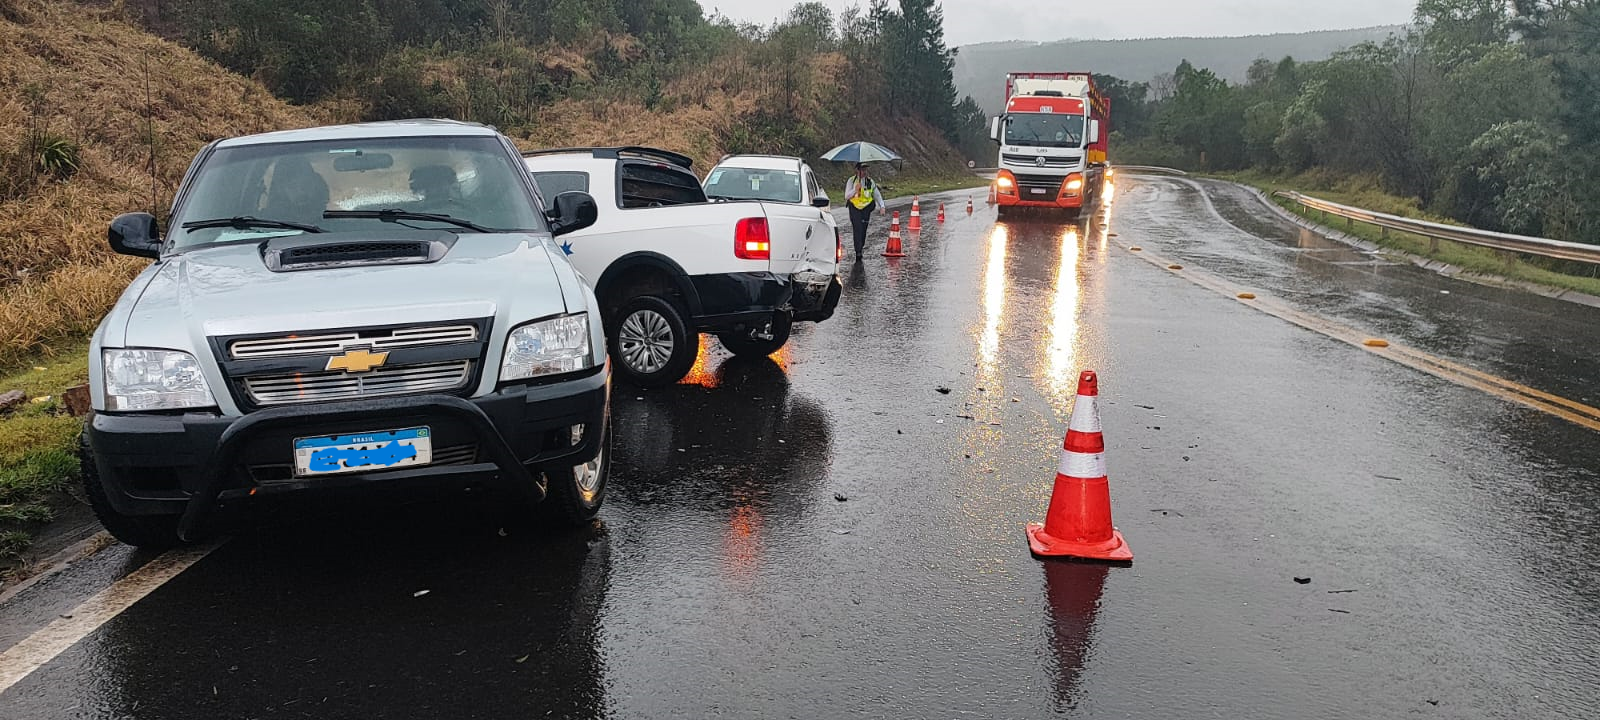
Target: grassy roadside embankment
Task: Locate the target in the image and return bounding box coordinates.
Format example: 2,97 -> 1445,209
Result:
1221,169 -> 1600,298
0,340 -> 90,567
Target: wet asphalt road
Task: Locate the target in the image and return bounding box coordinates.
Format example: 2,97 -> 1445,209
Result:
3,177 -> 1600,718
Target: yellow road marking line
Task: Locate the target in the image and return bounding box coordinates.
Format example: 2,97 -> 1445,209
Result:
0,542 -> 219,695
1120,242 -> 1600,434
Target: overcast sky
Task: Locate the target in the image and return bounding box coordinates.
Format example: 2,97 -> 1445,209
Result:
698,0 -> 1416,46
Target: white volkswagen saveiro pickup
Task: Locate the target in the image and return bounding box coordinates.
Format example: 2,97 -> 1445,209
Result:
524,147 -> 843,387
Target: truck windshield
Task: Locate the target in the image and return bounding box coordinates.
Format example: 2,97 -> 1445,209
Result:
1004,114 -> 1085,148
703,167 -> 802,203
170,136 -> 543,248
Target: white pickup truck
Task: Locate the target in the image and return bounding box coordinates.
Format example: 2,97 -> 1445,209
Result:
523,147 -> 842,387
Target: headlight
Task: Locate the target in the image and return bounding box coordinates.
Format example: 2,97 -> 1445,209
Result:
102,349 -> 216,411
997,176 -> 1015,188
501,314 -> 593,381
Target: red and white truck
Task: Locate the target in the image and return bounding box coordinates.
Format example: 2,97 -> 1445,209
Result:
988,72 -> 1110,218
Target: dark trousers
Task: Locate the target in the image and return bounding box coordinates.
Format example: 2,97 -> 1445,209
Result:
848,202 -> 876,254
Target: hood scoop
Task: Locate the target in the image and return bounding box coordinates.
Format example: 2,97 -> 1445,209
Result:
262,230 -> 455,272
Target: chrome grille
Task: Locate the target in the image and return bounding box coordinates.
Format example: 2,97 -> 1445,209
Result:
242,361 -> 472,406
230,325 -> 479,360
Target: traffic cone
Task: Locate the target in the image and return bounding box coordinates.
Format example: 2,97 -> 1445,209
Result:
1026,370 -> 1133,563
883,211 -> 906,258
908,196 -> 922,232
966,198 -> 974,215
937,204 -> 946,223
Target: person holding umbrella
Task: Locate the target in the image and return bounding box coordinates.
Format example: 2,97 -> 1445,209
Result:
821,141 -> 902,258
844,162 -> 885,257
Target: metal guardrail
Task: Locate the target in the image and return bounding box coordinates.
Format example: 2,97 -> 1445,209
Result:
1274,190 -> 1600,266
1111,165 -> 1189,176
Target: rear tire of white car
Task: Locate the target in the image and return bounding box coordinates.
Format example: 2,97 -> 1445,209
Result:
79,432 -> 183,549
609,295 -> 697,387
538,421 -> 610,528
717,312 -> 792,358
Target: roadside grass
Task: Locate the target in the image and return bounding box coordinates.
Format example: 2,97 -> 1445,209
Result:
0,339 -> 91,561
1221,170 -> 1600,298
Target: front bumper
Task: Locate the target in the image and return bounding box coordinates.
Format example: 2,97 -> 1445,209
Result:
84,367 -> 609,540
995,193 -> 1087,209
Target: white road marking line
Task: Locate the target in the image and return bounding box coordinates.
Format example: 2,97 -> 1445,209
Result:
0,542 -> 219,695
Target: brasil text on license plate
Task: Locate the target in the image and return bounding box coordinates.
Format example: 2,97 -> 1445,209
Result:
293,427 -> 433,477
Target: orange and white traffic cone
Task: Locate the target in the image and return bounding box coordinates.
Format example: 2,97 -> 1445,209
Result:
908,196 -> 922,232
966,198 -> 974,215
1026,370 -> 1133,563
937,203 -> 946,223
883,211 -> 906,258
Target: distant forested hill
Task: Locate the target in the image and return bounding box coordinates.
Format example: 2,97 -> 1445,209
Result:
956,26 -> 1404,113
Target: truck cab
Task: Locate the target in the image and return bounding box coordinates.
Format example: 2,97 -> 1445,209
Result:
989,72 -> 1110,218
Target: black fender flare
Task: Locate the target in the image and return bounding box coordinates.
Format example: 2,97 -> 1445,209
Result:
594,252 -> 704,318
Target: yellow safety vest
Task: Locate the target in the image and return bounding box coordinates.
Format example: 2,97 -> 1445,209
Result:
849,178 -> 877,210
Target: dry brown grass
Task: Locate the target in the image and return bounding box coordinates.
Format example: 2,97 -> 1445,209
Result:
0,2 -> 317,363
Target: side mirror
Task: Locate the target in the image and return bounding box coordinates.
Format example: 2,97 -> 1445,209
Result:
548,191 -> 599,237
109,212 -> 162,259
989,116 -> 1002,143
1088,119 -> 1101,145
811,193 -> 830,209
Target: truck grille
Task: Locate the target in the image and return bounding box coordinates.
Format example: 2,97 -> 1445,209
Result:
230,325 -> 479,360
1013,173 -> 1066,196
1003,154 -> 1080,168
241,360 -> 473,406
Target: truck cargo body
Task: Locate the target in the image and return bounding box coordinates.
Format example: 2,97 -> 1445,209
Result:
989,72 -> 1110,216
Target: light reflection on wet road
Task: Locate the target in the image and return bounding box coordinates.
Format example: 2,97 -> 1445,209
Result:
2,178 -> 1598,719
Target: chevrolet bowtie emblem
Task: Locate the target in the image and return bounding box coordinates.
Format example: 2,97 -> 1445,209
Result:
326,349 -> 389,373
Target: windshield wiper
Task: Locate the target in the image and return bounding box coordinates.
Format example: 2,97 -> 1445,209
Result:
323,209 -> 492,233
180,216 -> 324,233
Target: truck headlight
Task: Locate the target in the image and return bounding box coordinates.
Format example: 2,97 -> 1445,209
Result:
501,314 -> 593,381
103,349 -> 216,411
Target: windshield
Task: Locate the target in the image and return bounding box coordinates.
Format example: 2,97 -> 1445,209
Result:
703,167 -> 803,203
1004,113 -> 1086,148
170,136 -> 543,248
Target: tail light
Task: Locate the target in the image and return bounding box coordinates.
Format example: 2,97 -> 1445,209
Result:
735,217 -> 770,260
835,227 -> 843,263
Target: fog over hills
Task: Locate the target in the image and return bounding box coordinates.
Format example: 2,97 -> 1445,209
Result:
956,26 -> 1404,113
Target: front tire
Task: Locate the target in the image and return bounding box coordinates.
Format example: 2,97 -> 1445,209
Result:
609,295 -> 697,387
538,421 -> 611,528
717,313 -> 792,358
80,432 -> 182,549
